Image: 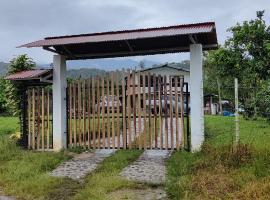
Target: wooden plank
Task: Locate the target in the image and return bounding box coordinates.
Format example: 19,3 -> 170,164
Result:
37,88 -> 41,150
83,80 -> 86,148
92,77 -> 96,149
32,88 -> 35,149
78,81 -> 82,146
153,74 -> 157,149
97,76 -> 101,149
132,70 -> 136,147
148,72 -> 151,149
164,76 -> 168,150
101,77 -> 106,148
111,72 -> 115,149
69,84 -> 73,147
158,75 -> 163,149
180,76 -> 185,148
73,83 -> 77,146
88,79 -> 91,149
47,90 -> 50,149
116,72 -> 120,149
127,70 -> 132,149
142,74 -> 147,150
106,75 -> 111,148
41,88 -> 45,150
175,77 -> 179,150
122,70 -> 127,149
28,90 -> 31,149
137,72 -> 142,150
169,77 -> 174,149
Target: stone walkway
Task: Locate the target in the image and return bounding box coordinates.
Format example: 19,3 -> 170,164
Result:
120,150 -> 171,184
50,149 -> 116,180
0,189 -> 15,200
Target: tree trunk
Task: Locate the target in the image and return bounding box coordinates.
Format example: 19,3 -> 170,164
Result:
217,78 -> 223,115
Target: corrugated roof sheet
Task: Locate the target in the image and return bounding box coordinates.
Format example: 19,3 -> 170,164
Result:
5,69 -> 52,80
19,22 -> 216,48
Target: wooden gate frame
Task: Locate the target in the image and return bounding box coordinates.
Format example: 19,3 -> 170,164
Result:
66,71 -> 190,150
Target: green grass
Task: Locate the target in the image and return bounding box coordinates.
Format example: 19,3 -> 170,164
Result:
0,117 -> 72,200
0,116 -> 19,135
166,115 -> 270,199
72,150 -> 143,200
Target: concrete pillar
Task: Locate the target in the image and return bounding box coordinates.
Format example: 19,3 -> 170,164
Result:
190,44 -> 204,151
53,55 -> 67,150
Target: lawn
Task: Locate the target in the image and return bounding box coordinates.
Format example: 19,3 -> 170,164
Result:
1,115 -> 270,199
0,117 -> 72,200
166,115 -> 270,199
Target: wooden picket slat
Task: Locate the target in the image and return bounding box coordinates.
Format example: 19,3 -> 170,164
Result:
127,71 -> 132,149
107,74 -> 111,149
69,85 -> 73,147
41,88 -> 45,150
122,70 -> 127,149
73,83 -> 77,146
169,77 -> 174,149
116,72 -> 120,149
164,76 -> 168,150
101,77 -> 106,148
148,72 -> 151,149
137,72 -> 142,150
158,75 -> 163,149
153,74 -> 157,149
78,81 -> 82,146
132,70 -> 136,147
47,90 -> 50,149
87,80 -> 91,148
92,77 -> 96,149
180,76 -> 185,148
97,77 -> 101,149
83,80 -> 86,148
111,73 -> 115,149
28,90 -> 31,149
175,77 -> 179,150
142,74 -> 147,150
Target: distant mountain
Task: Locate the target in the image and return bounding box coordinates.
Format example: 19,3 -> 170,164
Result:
66,59 -> 159,71
0,59 -> 190,79
67,68 -> 106,79
0,62 -> 9,77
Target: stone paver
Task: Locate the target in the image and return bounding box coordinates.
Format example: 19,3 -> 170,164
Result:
49,149 -> 116,180
0,189 -> 15,200
120,150 -> 171,184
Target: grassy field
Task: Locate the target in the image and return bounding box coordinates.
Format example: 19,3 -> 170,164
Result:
1,116 -> 270,199
166,116 -> 270,199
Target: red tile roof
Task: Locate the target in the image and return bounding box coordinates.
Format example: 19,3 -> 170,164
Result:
5,69 -> 52,81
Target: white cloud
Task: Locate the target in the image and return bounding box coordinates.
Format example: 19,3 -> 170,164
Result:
0,0 -> 269,64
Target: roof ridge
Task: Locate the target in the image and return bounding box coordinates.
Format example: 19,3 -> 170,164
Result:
45,22 -> 215,40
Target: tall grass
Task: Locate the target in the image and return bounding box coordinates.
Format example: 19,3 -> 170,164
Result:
166,116 -> 270,199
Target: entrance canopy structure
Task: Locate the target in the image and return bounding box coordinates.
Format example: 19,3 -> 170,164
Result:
20,22 -> 218,151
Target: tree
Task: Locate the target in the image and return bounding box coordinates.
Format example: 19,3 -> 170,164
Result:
5,54 -> 35,116
204,11 -> 270,119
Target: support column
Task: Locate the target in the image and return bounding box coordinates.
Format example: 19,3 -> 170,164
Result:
190,44 -> 204,151
53,55 -> 67,150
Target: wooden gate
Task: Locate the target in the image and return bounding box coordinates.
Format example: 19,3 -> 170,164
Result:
67,70 -> 189,150
26,87 -> 53,150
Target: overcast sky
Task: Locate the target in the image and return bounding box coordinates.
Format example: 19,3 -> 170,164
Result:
0,0 -> 269,65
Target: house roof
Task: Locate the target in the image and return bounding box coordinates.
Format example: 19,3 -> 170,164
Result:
19,22 -> 218,60
139,63 -> 190,73
5,69 -> 52,81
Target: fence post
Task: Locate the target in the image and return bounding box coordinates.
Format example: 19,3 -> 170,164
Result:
235,78 -> 240,144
